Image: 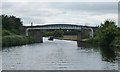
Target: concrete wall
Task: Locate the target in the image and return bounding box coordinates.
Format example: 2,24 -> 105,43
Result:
77,30 -> 83,47
28,29 -> 43,43
20,26 -> 43,43
63,35 -> 78,41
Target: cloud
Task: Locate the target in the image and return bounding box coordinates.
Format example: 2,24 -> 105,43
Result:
2,0 -> 119,2
47,2 -> 118,14
21,16 -> 46,25
2,2 -> 118,26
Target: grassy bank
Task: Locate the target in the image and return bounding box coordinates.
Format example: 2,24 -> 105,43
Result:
2,27 -> 36,47
1,15 -> 36,47
85,37 -> 120,48
85,34 -> 120,48
2,35 -> 35,47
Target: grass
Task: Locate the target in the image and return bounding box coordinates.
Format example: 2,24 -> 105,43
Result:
2,35 -> 35,47
2,29 -> 15,36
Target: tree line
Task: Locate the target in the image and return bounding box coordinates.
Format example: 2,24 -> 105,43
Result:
89,20 -> 120,47
1,14 -> 120,47
1,15 -> 34,47
43,30 -> 64,38
1,15 -> 23,35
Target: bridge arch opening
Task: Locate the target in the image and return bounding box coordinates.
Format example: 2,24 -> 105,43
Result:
24,24 -> 95,47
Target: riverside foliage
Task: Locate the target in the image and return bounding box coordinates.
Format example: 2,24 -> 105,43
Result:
1,15 -> 23,34
43,30 -> 64,38
1,15 -> 35,47
2,35 -> 34,47
92,20 -> 120,47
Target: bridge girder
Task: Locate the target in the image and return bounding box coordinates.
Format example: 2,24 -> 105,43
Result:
25,24 -> 94,38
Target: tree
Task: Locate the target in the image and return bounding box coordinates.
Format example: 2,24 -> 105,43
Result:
43,31 -> 54,37
1,15 -> 23,34
53,30 -> 64,38
43,30 -> 64,37
95,20 -> 118,46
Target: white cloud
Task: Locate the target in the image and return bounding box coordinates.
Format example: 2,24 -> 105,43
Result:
2,0 -> 120,2
2,2 -> 118,26
87,14 -> 118,25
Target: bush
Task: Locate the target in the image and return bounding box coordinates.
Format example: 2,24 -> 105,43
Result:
43,30 -> 64,38
53,30 -> 64,38
2,29 -> 15,36
1,15 -> 23,35
43,31 -> 54,37
111,36 -> 120,46
94,20 -> 118,46
2,35 -> 35,47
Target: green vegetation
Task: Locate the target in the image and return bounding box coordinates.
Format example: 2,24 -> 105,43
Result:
43,30 -> 64,38
2,29 -> 15,36
43,31 -> 54,37
111,36 -> 120,47
2,14 -> 120,48
1,15 -> 35,47
1,15 -> 23,34
53,30 -> 64,38
2,35 -> 34,47
89,20 -> 120,47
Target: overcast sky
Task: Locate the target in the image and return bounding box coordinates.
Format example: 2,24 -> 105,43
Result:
1,1 -> 119,26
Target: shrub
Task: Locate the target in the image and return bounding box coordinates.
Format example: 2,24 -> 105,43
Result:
43,30 -> 64,38
2,29 -> 15,36
53,30 -> 64,38
1,15 -> 23,35
94,20 -> 118,46
2,35 -> 35,47
111,36 -> 120,46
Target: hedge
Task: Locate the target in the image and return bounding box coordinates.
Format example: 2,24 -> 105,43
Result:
2,35 -> 35,47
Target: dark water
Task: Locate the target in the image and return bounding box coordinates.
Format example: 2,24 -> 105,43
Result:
2,37 -> 118,70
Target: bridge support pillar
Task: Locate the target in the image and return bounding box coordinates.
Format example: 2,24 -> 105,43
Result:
77,30 -> 83,47
28,29 -> 43,43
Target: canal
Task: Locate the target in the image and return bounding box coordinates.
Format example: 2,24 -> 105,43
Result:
2,37 -> 118,70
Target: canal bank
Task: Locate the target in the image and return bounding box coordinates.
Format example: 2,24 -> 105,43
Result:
2,15 -> 37,47
2,35 -> 35,47
81,37 -> 120,48
2,28 -> 42,47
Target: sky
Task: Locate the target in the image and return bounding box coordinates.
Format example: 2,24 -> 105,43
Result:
1,0 -> 119,26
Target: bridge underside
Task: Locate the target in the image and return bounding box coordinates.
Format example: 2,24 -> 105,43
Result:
27,29 -> 85,47
20,24 -> 97,47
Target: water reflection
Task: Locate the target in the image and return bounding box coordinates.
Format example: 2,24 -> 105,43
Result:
2,38 -> 118,70
100,47 -> 117,63
78,42 -> 117,63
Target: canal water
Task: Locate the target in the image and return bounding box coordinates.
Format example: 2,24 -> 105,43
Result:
2,37 -> 118,70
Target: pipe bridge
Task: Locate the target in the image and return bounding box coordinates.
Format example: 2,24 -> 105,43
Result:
24,24 -> 97,47
26,24 -> 94,38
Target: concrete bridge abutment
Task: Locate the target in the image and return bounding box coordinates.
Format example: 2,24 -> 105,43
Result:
28,29 -> 43,43
77,30 -> 83,47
